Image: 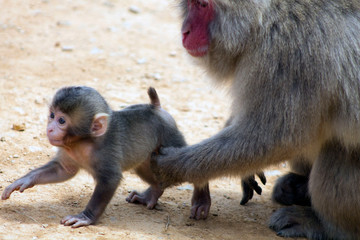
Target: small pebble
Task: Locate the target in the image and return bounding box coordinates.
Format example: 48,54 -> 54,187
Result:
152,73 -> 162,80
223,194 -> 231,199
129,5 -> 141,14
28,146 -> 43,152
107,26 -> 118,32
90,47 -> 103,55
137,58 -> 147,64
61,46 -> 74,52
56,20 -> 71,27
12,123 -> 26,131
13,107 -> 25,115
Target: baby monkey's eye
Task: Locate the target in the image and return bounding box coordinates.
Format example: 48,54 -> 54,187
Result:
58,117 -> 66,125
50,112 -> 55,119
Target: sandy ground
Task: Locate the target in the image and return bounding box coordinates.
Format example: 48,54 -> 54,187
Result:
0,1 -> 295,239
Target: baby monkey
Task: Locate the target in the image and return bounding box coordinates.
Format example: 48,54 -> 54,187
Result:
1,86 -> 186,228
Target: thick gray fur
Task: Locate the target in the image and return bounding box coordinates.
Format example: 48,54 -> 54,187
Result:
152,1 -> 360,239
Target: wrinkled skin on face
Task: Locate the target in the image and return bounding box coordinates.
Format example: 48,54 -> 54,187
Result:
181,0 -> 215,57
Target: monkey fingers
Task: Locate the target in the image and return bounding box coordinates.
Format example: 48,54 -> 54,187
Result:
240,172 -> 266,205
1,185 -> 17,200
126,187 -> 164,209
257,172 -> 267,185
190,184 -> 211,220
1,177 -> 35,200
61,212 -> 94,228
240,179 -> 255,205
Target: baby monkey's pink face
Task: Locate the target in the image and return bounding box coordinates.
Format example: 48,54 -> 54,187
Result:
47,108 -> 71,147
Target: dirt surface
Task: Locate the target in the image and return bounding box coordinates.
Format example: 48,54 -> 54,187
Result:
0,1 -> 292,239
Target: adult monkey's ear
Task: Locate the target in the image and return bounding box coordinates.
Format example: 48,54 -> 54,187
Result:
91,113 -> 109,137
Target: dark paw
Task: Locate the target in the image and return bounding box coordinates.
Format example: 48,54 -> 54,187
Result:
269,206 -> 325,239
269,207 -> 307,238
272,172 -> 311,206
190,184 -> 211,220
126,187 -> 163,209
190,202 -> 211,220
61,211 -> 95,228
240,172 -> 266,205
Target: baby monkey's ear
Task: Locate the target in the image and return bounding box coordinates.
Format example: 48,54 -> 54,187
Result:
91,113 -> 109,137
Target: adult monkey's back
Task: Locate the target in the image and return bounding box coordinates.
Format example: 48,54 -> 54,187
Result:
152,0 -> 360,239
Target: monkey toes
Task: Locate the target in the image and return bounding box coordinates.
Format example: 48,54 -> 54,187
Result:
190,203 -> 210,220
190,184 -> 211,220
269,206 -> 324,238
126,187 -> 164,209
190,199 -> 211,220
61,212 -> 94,228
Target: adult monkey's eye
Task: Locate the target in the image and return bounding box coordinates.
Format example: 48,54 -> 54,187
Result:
196,0 -> 208,7
58,117 -> 66,125
50,112 -> 55,119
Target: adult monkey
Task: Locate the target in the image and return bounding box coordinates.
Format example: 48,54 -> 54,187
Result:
152,0 -> 360,239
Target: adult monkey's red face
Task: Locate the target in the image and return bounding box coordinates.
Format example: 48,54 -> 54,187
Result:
181,0 -> 215,57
